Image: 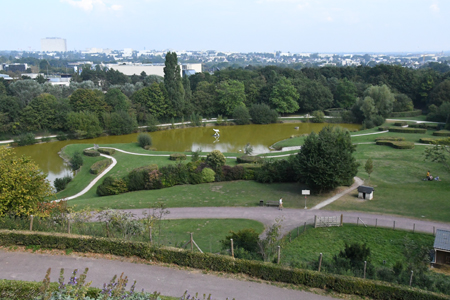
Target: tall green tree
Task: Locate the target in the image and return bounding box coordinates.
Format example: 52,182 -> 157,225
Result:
163,52 -> 185,116
20,93 -> 59,131
216,80 -> 246,116
69,88 -> 107,116
363,84 -> 395,118
294,126 -> 359,192
8,79 -> 43,106
66,111 -> 103,139
296,79 -> 334,112
191,81 -> 216,117
104,88 -> 130,112
335,78 -> 357,109
269,77 -> 299,114
131,82 -> 170,119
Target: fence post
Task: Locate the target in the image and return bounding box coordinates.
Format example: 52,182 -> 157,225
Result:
303,222 -> 307,233
393,221 -> 395,230
190,233 -> 194,252
289,232 -> 291,243
297,226 -> 299,237
277,246 -> 281,264
413,223 -> 415,233
340,214 -> 343,227
318,253 -> 323,272
364,261 -> 367,279
230,239 -> 234,258
67,219 -> 71,234
29,215 -> 34,231
314,215 -> 317,228
433,226 -> 436,236
375,218 -> 377,228
149,226 -> 152,243
409,270 -> 414,286
357,217 -> 359,226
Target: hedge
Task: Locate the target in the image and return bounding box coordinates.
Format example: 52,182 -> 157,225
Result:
409,123 -> 439,130
433,130 -> 450,137
389,109 -> 423,117
420,138 -> 439,144
375,137 -> 405,142
90,158 -> 112,174
0,230 -> 447,300
83,149 -> 100,157
378,126 -> 390,131
376,140 -> 415,149
236,155 -> 262,164
0,279 -> 101,300
388,127 -> 427,134
324,108 -> 347,117
393,121 -> 407,126
97,148 -> 115,155
144,146 -> 157,151
169,153 -> 186,161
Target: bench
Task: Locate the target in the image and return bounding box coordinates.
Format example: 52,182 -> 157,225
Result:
266,201 -> 279,207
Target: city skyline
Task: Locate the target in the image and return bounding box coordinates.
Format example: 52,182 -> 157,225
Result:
2,0 -> 450,53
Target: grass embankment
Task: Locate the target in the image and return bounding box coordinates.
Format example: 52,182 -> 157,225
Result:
281,224 -> 434,269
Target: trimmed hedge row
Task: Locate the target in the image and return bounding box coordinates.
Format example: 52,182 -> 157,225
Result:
97,148 -> 115,155
376,140 -> 415,149
388,127 -> 427,134
389,109 -> 422,117
433,130 -> 450,137
0,230 -> 447,300
83,149 -> 100,157
420,138 -> 439,144
236,155 -> 262,164
409,123 -> 439,129
90,158 -> 112,174
169,153 -> 186,161
378,126 -> 390,131
393,121 -> 407,126
0,279 -> 101,300
375,137 -> 405,142
144,146 -> 157,151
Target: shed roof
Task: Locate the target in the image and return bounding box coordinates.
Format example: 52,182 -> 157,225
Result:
357,186 -> 374,193
434,229 -> 450,251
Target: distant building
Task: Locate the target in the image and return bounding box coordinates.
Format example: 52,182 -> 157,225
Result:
41,37 -> 67,52
103,63 -> 202,77
432,229 -> 450,267
357,186 -> 374,200
2,63 -> 28,72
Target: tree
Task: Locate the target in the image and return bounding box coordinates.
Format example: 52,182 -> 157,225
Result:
424,138 -> 450,171
19,93 -> 58,131
393,94 -> 414,112
163,52 -> 185,116
294,126 -> 359,192
8,79 -> 43,106
216,80 -> 246,116
103,110 -> 137,135
131,83 -> 170,118
269,77 -> 299,114
334,78 -> 357,109
297,79 -> 334,112
69,88 -> 107,116
66,111 -> 103,139
0,146 -> 53,216
249,103 -> 278,124
138,133 -> 152,148
429,79 -> 450,107
206,150 -> 226,173
232,105 -> 251,125
365,158 -> 374,180
258,218 -> 282,262
191,81 -> 216,117
104,88 -> 130,112
363,84 -> 395,118
70,151 -> 83,171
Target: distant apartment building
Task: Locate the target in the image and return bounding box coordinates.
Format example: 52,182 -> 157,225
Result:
2,63 -> 28,72
41,37 -> 67,52
103,63 -> 202,77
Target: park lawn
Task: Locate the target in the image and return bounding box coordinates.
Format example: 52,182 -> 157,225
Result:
153,218 -> 264,253
68,180 -> 339,210
281,224 -> 434,269
324,143 -> 450,222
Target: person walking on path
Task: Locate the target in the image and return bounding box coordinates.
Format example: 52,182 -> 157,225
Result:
279,197 -> 283,210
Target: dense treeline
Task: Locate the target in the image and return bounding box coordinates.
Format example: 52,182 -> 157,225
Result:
1,54 -> 450,139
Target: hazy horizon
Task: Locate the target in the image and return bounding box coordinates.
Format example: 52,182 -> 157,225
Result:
2,0 -> 450,54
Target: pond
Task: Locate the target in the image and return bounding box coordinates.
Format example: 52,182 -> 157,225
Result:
11,122 -> 360,184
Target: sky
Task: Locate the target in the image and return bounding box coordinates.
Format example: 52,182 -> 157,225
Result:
2,0 -> 449,53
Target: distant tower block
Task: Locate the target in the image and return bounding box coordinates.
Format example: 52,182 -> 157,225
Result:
41,38 -> 67,52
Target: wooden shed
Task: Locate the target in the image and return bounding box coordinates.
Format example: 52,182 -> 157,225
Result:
432,229 -> 450,266
357,186 -> 374,200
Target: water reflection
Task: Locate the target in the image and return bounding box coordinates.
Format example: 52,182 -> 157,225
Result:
11,122 -> 360,181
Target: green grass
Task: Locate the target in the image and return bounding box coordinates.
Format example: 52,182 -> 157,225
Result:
68,180 -> 339,210
281,224 -> 434,269
153,218 -> 264,253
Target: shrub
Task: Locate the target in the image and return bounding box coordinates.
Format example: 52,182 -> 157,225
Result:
55,132 -> 68,141
14,133 -> 36,146
54,176 -> 72,192
249,104 -> 278,124
232,105 -> 251,125
144,145 -> 157,151
378,126 -> 390,131
201,167 -> 216,183
69,151 -> 83,171
146,114 -> 159,132
376,140 -> 415,149
206,150 -> 226,172
137,133 -> 152,148
394,121 -> 407,126
97,148 -> 115,155
1,230 -> 448,300
159,164 -> 190,188
374,137 -> 405,141
83,149 -> 100,157
311,110 -> 325,123
389,109 -> 422,117
419,138 -> 438,144
254,159 -> 297,183
97,176 -> 128,196
169,153 -> 187,161
388,127 -> 427,134
409,123 -> 439,129
372,115 -> 385,126
222,228 -> 260,255
433,130 -> 450,137
222,165 -> 245,181
90,159 -> 112,175
236,155 -> 262,164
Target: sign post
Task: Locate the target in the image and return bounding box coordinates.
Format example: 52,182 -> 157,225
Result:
302,190 -> 310,209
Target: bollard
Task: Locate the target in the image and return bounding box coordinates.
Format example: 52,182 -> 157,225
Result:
190,233 -> 193,252
433,226 -> 436,236
413,223 -> 415,233
303,222 -> 307,233
375,218 -> 377,228
364,261 -> 367,279
318,253 -> 323,272
30,215 -> 34,231
231,239 -> 234,258
409,270 -> 414,286
67,219 -> 71,234
277,246 -> 281,264
393,221 -> 395,230
340,214 -> 343,227
357,217 -> 359,226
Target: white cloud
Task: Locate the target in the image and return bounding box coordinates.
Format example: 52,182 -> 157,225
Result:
430,3 -> 439,12
61,0 -> 123,12
110,4 -> 122,10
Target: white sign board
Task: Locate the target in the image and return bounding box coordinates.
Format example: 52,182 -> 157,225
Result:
302,190 -> 310,195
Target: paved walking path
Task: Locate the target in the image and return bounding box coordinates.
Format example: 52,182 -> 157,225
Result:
0,250 -> 336,300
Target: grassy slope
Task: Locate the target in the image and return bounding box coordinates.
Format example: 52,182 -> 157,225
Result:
281,224 -> 434,268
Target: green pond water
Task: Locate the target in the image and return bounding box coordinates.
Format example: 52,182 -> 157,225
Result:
11,122 -> 360,184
